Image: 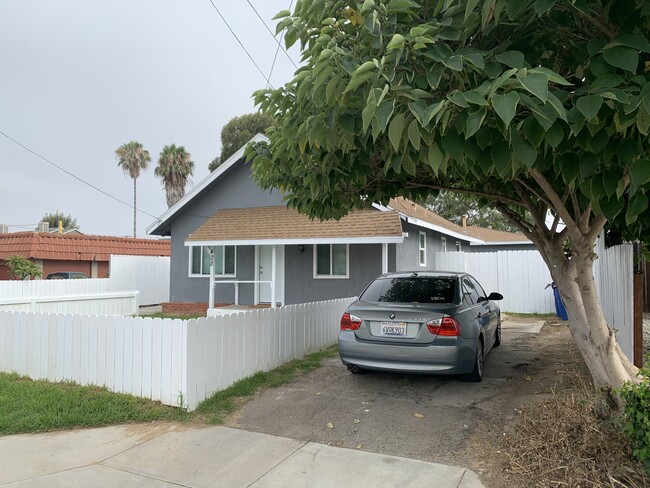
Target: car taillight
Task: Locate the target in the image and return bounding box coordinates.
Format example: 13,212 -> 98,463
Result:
426,317 -> 461,336
340,312 -> 362,330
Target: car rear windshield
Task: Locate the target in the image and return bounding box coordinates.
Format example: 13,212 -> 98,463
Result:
360,277 -> 457,304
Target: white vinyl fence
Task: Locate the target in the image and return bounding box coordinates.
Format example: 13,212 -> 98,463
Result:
109,255 -> 170,306
432,250 -> 555,314
0,297 -> 353,410
0,254 -> 170,314
593,236 -> 634,360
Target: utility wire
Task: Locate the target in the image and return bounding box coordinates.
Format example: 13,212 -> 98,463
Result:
265,0 -> 296,89
246,0 -> 298,70
207,0 -> 274,89
0,130 -> 159,219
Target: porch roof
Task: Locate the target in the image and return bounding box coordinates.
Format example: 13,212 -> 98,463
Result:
185,206 -> 404,246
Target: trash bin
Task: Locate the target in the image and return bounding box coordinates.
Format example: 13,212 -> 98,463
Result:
552,283 -> 568,320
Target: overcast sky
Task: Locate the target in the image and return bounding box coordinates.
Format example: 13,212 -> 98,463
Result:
0,1 -> 300,238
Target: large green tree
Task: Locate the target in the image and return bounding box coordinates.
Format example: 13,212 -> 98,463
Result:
208,112 -> 273,172
249,0 -> 650,392
115,140 -> 151,238
155,144 -> 194,208
38,211 -> 78,232
424,191 -> 519,231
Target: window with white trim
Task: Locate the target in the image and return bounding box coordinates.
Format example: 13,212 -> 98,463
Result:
455,241 -> 462,252
189,245 -> 236,276
441,236 -> 447,252
314,244 -> 348,278
419,232 -> 426,267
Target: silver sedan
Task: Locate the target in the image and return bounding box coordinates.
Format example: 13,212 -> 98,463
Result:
338,271 -> 503,382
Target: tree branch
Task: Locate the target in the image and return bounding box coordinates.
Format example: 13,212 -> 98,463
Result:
586,215 -> 607,243
528,169 -> 578,232
404,182 -> 524,207
513,177 -> 554,209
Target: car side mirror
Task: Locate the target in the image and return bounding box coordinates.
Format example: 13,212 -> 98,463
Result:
487,292 -> 503,301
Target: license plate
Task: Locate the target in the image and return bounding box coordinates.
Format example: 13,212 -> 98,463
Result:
380,322 -> 407,336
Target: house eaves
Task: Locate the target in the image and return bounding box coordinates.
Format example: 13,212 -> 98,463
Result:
400,215 -> 484,244
146,133 -> 269,236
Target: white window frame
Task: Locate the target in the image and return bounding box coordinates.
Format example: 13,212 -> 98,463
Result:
188,245 -> 237,278
419,232 -> 427,267
313,244 -> 349,279
455,241 -> 462,252
441,236 -> 447,252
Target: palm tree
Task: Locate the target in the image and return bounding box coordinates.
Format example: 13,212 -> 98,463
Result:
115,141 -> 151,238
155,144 -> 194,208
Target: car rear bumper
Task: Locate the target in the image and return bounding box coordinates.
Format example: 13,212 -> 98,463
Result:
338,331 -> 476,374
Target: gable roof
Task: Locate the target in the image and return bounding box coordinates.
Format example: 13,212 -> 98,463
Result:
185,206 -> 404,246
147,134 -> 269,236
0,232 -> 170,261
462,226 -> 530,244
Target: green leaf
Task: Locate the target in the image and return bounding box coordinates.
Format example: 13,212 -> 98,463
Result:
534,0 -> 556,15
464,0 -> 480,20
388,112 -> 405,151
603,45 -> 639,73
545,125 -> 564,148
576,95 -> 603,120
492,92 -> 520,127
496,51 -> 525,69
427,70 -> 442,90
523,117 -> 544,147
427,143 -> 444,174
517,72 -> 549,103
528,67 -> 572,86
579,153 -> 598,181
362,99 -> 377,133
344,70 -> 375,93
272,9 -> 291,20
387,33 -> 405,50
512,133 -> 537,167
375,100 -> 394,131
636,104 -> 650,135
547,92 -> 568,122
407,119 -> 421,150
600,196 -> 625,221
481,0 -> 496,28
466,106 -> 487,137
591,74 -> 623,89
491,143 -> 511,177
448,92 -> 469,108
442,55 -> 464,71
630,159 -> 650,189
602,170 -> 619,198
441,132 -> 464,160
629,192 -> 649,217
615,33 -> 650,53
424,101 -> 444,124
463,90 -> 488,106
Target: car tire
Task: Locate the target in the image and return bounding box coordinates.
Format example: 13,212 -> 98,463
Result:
464,342 -> 483,382
493,320 -> 501,348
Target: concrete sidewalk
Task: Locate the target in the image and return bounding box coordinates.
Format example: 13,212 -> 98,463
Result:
0,424 -> 484,487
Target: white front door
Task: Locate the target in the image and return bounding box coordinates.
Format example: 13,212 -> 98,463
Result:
258,245 -> 285,305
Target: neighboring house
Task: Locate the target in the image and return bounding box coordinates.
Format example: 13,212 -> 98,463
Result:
147,134 -> 524,312
463,226 -> 535,252
0,231 -> 170,280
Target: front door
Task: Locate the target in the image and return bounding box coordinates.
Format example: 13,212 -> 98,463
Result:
257,245 -> 285,305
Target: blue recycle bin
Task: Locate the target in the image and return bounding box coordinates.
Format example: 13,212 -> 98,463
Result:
552,284 -> 568,320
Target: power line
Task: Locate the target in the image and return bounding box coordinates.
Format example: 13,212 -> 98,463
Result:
206,0 -> 274,89
246,0 -> 298,70
0,129 -> 159,219
265,0 -> 296,89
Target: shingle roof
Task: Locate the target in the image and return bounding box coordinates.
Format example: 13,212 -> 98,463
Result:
461,226 -> 530,243
186,206 -> 403,243
388,197 -> 529,243
0,233 -> 170,261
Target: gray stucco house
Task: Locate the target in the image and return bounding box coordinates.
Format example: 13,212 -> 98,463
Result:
147,135 -> 529,311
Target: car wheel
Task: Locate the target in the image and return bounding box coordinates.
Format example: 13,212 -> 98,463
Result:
465,342 -> 483,382
493,320 -> 501,348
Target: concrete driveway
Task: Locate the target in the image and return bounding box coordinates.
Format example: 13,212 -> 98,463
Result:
226,316 -> 545,466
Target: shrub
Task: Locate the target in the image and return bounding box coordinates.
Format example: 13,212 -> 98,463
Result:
5,255 -> 43,280
619,361 -> 650,471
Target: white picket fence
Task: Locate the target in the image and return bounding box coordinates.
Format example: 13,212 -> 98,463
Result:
0,292 -> 139,315
432,250 -> 555,314
109,255 -> 170,306
0,297 -> 353,410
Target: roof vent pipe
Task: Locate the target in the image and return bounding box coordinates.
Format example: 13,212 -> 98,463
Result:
461,215 -> 468,228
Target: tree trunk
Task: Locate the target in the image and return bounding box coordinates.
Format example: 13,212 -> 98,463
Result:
544,240 -> 639,396
133,178 -> 137,238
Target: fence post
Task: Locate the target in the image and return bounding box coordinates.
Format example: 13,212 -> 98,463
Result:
634,272 -> 644,368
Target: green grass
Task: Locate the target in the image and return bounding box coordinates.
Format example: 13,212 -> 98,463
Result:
504,312 -> 557,319
141,312 -> 206,320
194,346 -> 338,423
0,373 -> 186,436
0,346 -> 338,435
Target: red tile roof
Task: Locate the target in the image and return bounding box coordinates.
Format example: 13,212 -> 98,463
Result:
0,232 -> 170,261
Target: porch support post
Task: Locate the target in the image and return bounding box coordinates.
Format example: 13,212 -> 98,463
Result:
208,246 -> 215,310
382,243 -> 388,274
271,245 -> 277,307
